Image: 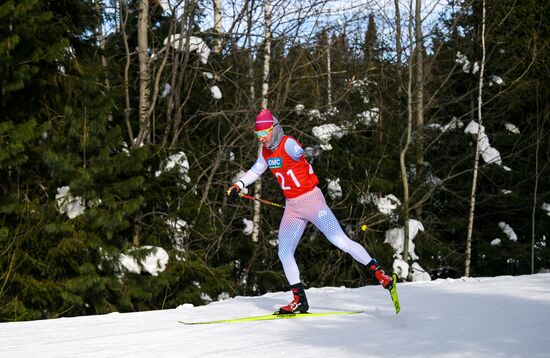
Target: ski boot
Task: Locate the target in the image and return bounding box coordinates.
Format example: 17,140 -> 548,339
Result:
278,282 -> 309,314
367,259 -> 394,290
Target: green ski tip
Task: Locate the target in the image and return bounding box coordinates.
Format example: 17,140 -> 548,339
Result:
389,273 -> 401,314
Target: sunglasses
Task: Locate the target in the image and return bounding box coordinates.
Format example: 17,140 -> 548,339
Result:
255,125 -> 274,138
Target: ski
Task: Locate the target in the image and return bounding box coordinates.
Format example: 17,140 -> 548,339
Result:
178,310 -> 365,325
389,273 -> 401,314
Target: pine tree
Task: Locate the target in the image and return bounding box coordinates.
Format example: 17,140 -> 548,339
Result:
0,0 -> 109,320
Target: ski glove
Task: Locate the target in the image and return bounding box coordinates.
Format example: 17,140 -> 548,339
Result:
227,181 -> 244,201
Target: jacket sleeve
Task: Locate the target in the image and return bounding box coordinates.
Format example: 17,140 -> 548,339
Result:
284,137 -> 304,161
235,154 -> 268,189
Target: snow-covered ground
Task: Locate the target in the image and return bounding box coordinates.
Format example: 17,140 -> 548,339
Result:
1,274 -> 549,358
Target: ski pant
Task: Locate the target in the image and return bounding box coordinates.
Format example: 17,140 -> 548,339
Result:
278,186 -> 373,285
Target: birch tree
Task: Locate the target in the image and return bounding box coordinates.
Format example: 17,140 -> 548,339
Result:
213,0 -> 222,54
260,0 -> 271,110
247,0 -> 256,103
135,0 -> 151,146
95,0 -> 112,122
465,0 -> 486,277
394,0 -> 402,79
251,0 -> 271,243
531,111 -> 541,274
119,0 -> 134,144
326,30 -> 333,109
401,0 -> 415,266
414,0 -> 425,217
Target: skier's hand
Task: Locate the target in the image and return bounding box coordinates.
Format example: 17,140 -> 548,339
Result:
226,184 -> 241,201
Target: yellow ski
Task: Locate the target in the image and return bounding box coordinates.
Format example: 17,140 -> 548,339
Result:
179,310 -> 365,325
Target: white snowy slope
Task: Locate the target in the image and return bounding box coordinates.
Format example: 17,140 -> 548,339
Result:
1,274 -> 550,358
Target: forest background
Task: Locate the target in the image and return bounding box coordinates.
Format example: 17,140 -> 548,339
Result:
0,0 -> 549,322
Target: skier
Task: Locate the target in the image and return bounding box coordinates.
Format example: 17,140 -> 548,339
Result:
227,109 -> 394,314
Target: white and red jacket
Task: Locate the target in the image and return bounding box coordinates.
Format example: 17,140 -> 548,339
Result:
235,135 -> 319,199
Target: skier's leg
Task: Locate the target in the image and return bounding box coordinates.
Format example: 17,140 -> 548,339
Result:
277,209 -> 309,313
308,193 -> 393,288
278,209 -> 307,285
298,187 -> 393,289
306,188 -> 373,265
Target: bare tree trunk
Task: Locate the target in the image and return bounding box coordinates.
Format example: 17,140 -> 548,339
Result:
394,0 -> 402,79
400,84 -> 413,271
135,0 -> 151,146
162,14 -> 189,148
260,0 -> 271,110
252,151 -> 263,244
465,0 -> 486,277
129,0 -> 152,247
326,37 -> 332,108
161,19 -> 180,148
402,0 -> 415,265
95,2 -> 108,76
252,0 -> 271,243
96,0 -> 113,122
531,114 -> 540,274
132,224 -> 141,247
114,0 -> 120,33
213,0 -> 222,54
119,0 -> 134,144
247,0 -> 255,102
531,81 -> 542,273
414,0 -> 425,204
170,2 -> 197,148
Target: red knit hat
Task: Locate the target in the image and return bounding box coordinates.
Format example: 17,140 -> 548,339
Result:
255,109 -> 274,131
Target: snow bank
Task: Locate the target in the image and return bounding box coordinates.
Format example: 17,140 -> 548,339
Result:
2,274 -> 550,357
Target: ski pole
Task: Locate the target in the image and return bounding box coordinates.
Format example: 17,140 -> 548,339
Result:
238,193 -> 285,209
